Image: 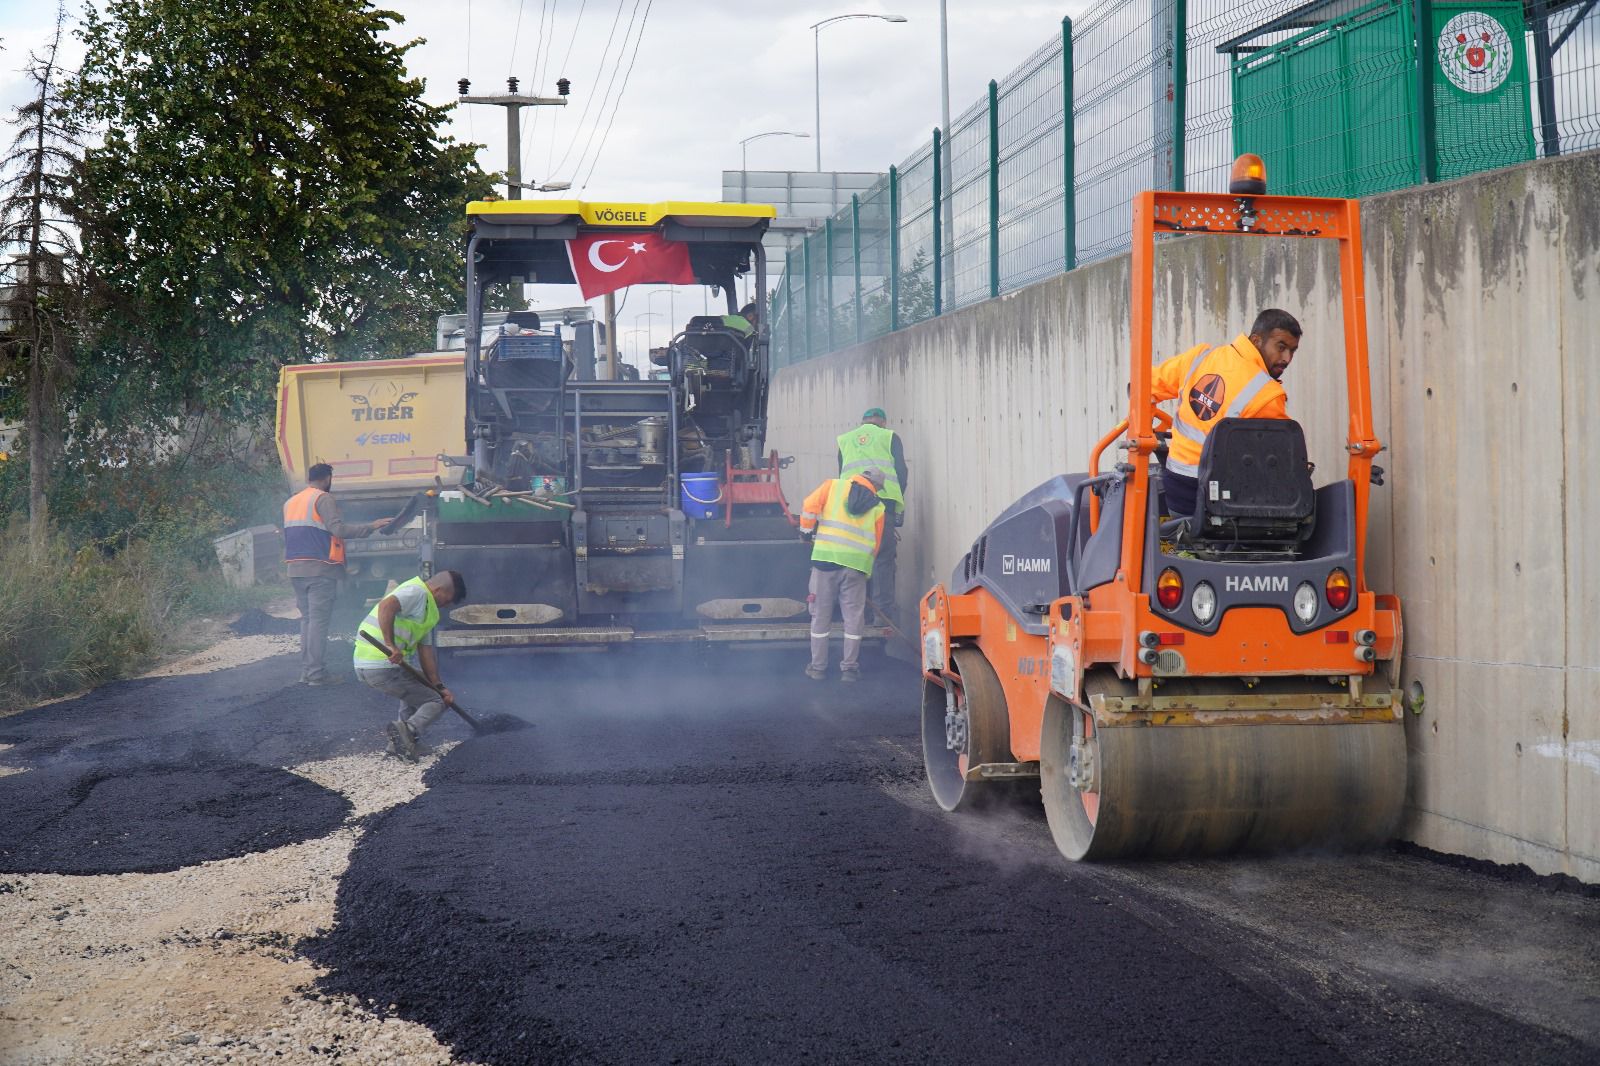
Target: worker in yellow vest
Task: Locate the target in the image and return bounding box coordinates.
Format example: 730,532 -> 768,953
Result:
798,468 -> 887,682
1153,309 -> 1301,518
353,571 -> 468,761
837,408 -> 907,623
283,463 -> 391,685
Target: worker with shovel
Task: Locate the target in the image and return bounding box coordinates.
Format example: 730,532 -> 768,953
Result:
798,467 -> 887,683
352,571 -> 467,761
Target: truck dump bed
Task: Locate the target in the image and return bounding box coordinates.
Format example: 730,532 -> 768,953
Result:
275,354 -> 466,587
275,354 -> 465,496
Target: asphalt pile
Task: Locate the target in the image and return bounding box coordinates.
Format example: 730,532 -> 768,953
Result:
0,762 -> 349,875
227,608 -> 301,637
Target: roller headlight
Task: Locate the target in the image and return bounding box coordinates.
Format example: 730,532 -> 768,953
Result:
1191,581 -> 1217,625
1294,582 -> 1319,624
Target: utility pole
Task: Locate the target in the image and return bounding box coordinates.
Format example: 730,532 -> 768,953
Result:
456,77 -> 570,199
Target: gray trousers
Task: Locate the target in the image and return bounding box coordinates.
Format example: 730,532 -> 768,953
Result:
356,664 -> 446,737
291,575 -> 338,682
868,524 -> 898,626
809,566 -> 868,671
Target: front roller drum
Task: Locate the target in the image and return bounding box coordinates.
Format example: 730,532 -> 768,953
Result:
922,648 -> 1013,812
1040,692 -> 1407,860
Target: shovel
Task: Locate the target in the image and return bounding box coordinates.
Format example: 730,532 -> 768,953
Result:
358,631 -> 487,734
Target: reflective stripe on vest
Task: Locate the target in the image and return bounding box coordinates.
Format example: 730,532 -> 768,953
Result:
810,477 -> 882,577
353,577 -> 440,663
1167,344 -> 1280,470
837,424 -> 904,511
283,487 -> 346,565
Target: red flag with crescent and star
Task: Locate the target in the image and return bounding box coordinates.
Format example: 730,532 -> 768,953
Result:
565,233 -> 696,299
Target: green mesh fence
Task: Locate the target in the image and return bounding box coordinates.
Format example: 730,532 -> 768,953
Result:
770,0 -> 1598,365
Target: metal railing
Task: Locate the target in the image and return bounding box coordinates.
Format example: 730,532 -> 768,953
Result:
771,0 -> 1599,368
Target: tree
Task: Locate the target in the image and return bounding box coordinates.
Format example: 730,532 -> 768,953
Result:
71,0 -> 493,424
0,6 -> 84,554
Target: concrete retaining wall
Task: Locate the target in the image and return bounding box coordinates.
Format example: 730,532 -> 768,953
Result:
767,150 -> 1600,882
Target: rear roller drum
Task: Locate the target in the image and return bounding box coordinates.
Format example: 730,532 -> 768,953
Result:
1041,675 -> 1407,860
922,647 -> 1013,812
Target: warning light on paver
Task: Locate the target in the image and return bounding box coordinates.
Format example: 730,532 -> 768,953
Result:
1229,153 -> 1267,195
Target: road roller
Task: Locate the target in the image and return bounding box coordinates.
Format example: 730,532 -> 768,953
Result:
919,157 -> 1406,860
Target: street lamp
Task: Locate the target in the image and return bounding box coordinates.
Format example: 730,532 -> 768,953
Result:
634,311 -> 663,359
507,179 -> 572,193
811,13 -> 908,171
739,130 -> 811,198
648,289 -> 677,342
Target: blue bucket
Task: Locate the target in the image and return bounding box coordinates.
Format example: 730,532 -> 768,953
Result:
680,472 -> 722,519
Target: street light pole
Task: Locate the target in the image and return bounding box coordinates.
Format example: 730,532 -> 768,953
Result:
810,14 -> 909,172
739,130 -> 811,200
938,1 -> 953,309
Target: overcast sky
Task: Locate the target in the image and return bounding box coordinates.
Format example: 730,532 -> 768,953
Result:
0,0 -> 1087,360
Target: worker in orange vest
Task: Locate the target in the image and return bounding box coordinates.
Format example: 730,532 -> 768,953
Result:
1153,308 -> 1301,517
283,463 -> 392,685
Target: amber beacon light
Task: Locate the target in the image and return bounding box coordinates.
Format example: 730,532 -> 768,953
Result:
1228,153 -> 1268,195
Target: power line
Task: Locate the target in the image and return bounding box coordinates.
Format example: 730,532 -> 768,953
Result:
525,0 -> 561,150
549,0 -> 631,177
545,0 -> 589,174
508,0 -> 529,76
563,0 -> 646,185
577,0 -> 653,190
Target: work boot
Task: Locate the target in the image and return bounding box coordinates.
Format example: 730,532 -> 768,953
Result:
839,666 -> 860,683
385,720 -> 418,762
804,665 -> 827,682
306,675 -> 345,687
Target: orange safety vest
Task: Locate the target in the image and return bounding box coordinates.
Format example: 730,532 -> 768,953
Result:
1154,335 -> 1288,478
283,487 -> 346,565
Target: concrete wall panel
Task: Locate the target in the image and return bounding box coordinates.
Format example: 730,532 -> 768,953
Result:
768,151 -> 1600,881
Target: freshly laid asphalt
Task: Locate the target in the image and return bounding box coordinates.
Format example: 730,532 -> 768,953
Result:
2,639 -> 1597,1064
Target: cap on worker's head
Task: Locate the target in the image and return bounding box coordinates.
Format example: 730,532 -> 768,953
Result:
861,466 -> 887,489
861,407 -> 886,423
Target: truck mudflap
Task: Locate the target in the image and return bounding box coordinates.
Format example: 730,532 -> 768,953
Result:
435,621 -> 884,650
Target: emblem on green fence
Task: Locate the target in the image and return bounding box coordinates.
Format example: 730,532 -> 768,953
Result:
1437,11 -> 1514,94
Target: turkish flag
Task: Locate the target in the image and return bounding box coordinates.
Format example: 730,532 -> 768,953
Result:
566,232 -> 696,299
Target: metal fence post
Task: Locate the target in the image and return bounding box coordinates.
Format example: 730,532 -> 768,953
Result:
851,194 -> 863,345
1062,16 -> 1076,272
1530,0 -> 1561,157
824,218 -> 836,353
785,260 -> 796,366
1414,0 -> 1437,183
931,128 -> 943,317
1171,0 -> 1187,191
889,165 -> 901,331
802,236 -> 814,359
988,79 -> 1001,299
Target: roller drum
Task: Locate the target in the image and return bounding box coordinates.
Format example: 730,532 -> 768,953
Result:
1042,691 -> 1407,861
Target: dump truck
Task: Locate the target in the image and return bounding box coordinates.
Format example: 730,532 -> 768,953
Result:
920,155 -> 1405,859
422,199 -> 816,650
275,354 -> 465,590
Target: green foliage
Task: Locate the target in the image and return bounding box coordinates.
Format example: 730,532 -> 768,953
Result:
0,524 -> 285,713
0,423 -> 287,566
71,0 -> 493,424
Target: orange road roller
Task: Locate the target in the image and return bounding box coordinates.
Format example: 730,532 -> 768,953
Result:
920,158 -> 1406,860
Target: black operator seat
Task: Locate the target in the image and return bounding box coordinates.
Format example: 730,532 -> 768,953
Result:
674,315 -> 751,381
1185,417 -> 1316,546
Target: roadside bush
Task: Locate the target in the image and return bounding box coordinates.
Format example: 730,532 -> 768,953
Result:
0,531 -> 173,706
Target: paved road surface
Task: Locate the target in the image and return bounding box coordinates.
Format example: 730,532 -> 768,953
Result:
2,644 -> 1596,1064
